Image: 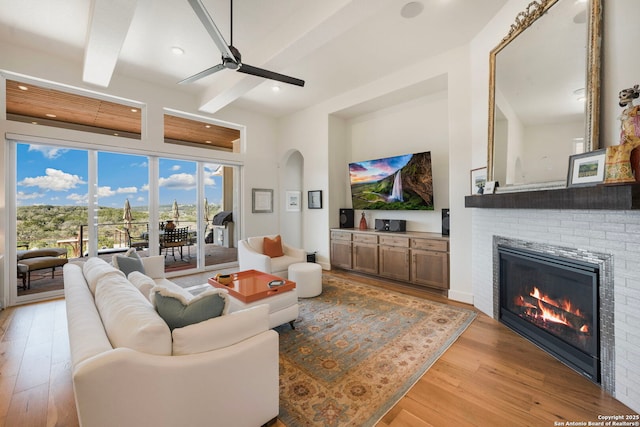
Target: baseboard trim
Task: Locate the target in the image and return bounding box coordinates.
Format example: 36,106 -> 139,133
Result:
448,289 -> 473,305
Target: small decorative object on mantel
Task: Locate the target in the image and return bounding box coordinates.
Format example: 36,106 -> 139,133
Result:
604,84 -> 640,185
470,167 -> 487,195
359,212 -> 368,230
484,181 -> 498,194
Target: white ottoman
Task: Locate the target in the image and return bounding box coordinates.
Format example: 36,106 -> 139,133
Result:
288,262 -> 322,298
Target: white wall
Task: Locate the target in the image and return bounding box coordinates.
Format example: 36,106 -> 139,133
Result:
278,107 -> 331,266
468,0 -> 640,413
346,91 -> 449,232
523,120 -> 584,183
279,150 -> 303,248
278,45 -> 475,303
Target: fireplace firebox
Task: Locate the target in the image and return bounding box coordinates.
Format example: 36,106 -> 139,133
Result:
498,245 -> 600,383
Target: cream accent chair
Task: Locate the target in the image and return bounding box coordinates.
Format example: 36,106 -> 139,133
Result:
238,235 -> 306,279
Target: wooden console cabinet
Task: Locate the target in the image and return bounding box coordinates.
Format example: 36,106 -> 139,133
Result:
330,228 -> 449,295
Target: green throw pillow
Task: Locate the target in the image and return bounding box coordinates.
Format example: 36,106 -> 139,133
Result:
153,288 -> 227,331
114,250 -> 145,277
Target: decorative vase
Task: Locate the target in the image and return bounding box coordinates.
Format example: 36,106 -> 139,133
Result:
165,220 -> 175,230
359,212 -> 368,230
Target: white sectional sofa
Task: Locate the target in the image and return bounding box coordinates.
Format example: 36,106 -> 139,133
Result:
64,255 -> 279,427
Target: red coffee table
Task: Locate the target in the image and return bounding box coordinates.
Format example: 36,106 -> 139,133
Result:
208,269 -> 296,303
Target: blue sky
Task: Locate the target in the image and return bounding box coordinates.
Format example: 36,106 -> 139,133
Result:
349,153 -> 414,184
16,143 -> 224,208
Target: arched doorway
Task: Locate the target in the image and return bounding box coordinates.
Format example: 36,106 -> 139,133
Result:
280,150 -> 303,248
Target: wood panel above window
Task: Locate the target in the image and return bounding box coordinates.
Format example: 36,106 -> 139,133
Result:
5,80 -> 142,139
5,80 -> 241,150
163,114 -> 240,152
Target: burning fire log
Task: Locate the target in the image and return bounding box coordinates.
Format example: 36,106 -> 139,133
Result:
516,287 -> 590,335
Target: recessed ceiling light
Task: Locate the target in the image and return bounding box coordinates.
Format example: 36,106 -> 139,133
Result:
400,1 -> 424,19
114,133 -> 119,136
18,85 -> 28,91
45,113 -> 57,118
130,108 -> 138,113
205,124 -> 211,128
205,140 -> 212,144
31,121 -> 38,125
271,84 -> 281,92
171,46 -> 185,55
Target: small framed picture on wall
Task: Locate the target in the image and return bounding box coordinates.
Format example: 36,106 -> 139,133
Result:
308,190 -> 322,209
286,191 -> 301,212
252,188 -> 273,213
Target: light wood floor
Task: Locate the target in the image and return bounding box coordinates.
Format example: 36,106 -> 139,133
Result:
1,271 -> 636,427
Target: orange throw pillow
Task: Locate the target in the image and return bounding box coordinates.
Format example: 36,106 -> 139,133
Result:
263,235 -> 284,258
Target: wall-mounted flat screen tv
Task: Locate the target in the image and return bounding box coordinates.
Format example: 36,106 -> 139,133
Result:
349,151 -> 434,210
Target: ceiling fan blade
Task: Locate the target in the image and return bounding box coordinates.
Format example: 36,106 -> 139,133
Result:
178,63 -> 225,84
238,63 -> 305,87
187,0 -> 237,62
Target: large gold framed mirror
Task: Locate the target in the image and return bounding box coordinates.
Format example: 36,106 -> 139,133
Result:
487,0 -> 602,190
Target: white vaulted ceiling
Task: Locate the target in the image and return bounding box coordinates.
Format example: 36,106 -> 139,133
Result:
0,0 -> 507,117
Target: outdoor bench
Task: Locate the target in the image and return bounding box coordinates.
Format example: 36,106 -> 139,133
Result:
17,248 -> 68,290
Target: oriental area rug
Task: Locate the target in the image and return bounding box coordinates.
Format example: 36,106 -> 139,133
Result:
275,274 -> 476,426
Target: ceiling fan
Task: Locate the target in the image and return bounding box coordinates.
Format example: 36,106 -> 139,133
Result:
179,0 -> 305,87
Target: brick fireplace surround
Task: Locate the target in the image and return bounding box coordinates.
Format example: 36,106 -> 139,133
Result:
470,207 -> 640,413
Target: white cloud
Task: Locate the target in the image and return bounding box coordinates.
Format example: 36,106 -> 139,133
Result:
19,168 -> 85,191
16,191 -> 43,200
117,186 -> 138,194
204,171 -> 217,187
28,144 -> 68,159
159,173 -> 196,190
67,193 -> 88,204
171,165 -> 181,171
97,186 -> 116,197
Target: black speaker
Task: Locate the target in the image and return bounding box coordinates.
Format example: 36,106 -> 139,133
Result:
389,219 -> 406,232
339,208 -> 354,228
442,208 -> 450,236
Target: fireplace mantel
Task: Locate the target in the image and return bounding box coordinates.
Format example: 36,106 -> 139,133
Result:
465,183 -> 640,210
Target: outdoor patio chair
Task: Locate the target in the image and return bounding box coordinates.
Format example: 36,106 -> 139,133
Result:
161,227 -> 189,261
126,229 -> 149,251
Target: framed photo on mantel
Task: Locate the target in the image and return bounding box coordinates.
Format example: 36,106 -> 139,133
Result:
567,149 -> 606,188
470,167 -> 487,195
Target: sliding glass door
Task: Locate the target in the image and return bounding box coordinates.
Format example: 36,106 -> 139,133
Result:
12,140 -> 240,302
16,142 -> 88,296
97,152 -> 149,257
158,158 -> 197,271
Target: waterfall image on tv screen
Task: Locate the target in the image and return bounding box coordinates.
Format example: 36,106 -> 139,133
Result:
349,151 -> 434,210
